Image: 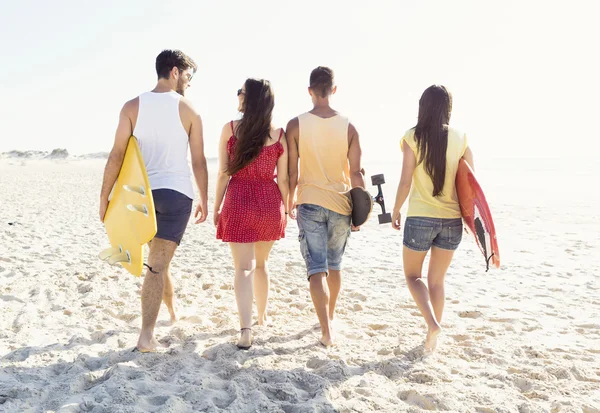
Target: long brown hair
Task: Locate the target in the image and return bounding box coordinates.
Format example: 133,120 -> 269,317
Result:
227,78 -> 274,175
413,85 -> 453,197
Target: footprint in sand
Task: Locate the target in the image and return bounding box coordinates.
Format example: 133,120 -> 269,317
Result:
368,323 -> 389,331
0,295 -> 25,303
348,292 -> 367,301
458,310 -> 483,319
397,389 -> 455,411
450,334 -> 471,342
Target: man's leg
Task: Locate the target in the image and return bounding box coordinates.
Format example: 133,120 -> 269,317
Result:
150,189 -> 192,329
326,270 -> 341,321
297,204 -> 331,345
137,238 -> 178,351
309,272 -> 333,346
327,212 -> 351,323
163,267 -> 177,324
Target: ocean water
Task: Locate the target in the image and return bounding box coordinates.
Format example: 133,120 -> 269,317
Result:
359,156 -> 600,276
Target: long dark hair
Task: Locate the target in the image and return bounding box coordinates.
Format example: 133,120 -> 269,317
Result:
227,78 -> 274,175
413,85 -> 453,197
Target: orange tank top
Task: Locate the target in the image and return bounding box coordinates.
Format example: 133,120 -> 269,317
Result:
296,112 -> 352,216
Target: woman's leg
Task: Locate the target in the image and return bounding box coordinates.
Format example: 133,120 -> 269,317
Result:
403,246 -> 442,352
427,246 -> 455,324
253,241 -> 275,325
230,242 -> 255,348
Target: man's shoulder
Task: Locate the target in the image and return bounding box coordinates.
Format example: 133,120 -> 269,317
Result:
286,116 -> 300,132
122,96 -> 139,111
178,96 -> 199,116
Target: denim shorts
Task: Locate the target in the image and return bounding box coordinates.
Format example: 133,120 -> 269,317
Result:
153,189 -> 193,245
297,204 -> 351,279
403,217 -> 463,252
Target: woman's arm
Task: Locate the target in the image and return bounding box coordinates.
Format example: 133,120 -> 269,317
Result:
276,130 -> 290,215
392,140 -> 417,230
213,123 -> 232,226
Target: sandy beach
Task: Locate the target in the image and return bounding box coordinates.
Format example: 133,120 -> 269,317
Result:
0,157 -> 598,413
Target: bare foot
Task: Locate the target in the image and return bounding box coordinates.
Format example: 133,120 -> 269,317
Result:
237,328 -> 252,349
424,325 -> 442,352
167,313 -> 178,326
319,325 -> 336,347
319,335 -> 335,347
257,313 -> 269,326
136,337 -> 167,353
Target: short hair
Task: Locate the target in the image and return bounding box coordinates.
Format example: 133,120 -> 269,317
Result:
309,66 -> 334,98
155,49 -> 197,80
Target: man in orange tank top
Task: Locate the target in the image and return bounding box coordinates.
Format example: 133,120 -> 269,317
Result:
286,67 -> 365,347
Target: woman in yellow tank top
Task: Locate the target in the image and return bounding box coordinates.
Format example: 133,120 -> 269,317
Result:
391,85 -> 474,353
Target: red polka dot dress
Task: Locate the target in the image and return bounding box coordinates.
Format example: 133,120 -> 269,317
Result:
216,122 -> 286,243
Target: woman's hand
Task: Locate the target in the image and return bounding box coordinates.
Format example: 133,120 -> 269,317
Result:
213,208 -> 221,227
288,201 -> 297,220
392,209 -> 401,230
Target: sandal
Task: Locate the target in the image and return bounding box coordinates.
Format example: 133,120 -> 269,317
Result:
236,327 -> 252,350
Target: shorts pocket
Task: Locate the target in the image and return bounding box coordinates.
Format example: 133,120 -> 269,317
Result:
404,224 -> 435,251
447,224 -> 463,246
298,229 -> 311,262
298,204 -> 322,221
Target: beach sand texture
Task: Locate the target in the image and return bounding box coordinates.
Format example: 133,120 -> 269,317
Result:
0,158 -> 598,412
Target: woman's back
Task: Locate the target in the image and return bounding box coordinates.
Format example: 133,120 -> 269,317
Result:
228,121 -> 283,181
401,126 -> 468,219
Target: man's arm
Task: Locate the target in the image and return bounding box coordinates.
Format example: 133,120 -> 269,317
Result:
99,100 -> 135,222
347,122 -> 365,189
286,117 -> 299,219
183,98 -> 209,224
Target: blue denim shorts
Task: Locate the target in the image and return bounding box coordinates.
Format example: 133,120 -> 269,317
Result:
297,204 -> 351,279
403,217 -> 463,252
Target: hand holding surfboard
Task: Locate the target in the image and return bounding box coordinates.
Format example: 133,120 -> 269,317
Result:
456,159 -> 500,271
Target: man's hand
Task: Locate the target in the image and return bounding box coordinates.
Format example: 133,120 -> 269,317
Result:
392,210 -> 401,230
194,202 -> 208,224
99,198 -> 109,223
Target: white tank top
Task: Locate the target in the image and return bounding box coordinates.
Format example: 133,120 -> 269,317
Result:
133,91 -> 194,199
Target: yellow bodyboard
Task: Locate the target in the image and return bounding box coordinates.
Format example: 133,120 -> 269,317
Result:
99,136 -> 157,276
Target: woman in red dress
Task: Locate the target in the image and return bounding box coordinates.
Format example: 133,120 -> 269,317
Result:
214,78 -> 288,350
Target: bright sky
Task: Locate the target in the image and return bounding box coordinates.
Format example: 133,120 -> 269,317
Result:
1,0 -> 598,161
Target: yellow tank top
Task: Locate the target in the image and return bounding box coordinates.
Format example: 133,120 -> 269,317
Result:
401,127 -> 468,218
296,112 -> 352,216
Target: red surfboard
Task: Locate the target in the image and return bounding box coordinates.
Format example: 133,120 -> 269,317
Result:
455,159 -> 500,271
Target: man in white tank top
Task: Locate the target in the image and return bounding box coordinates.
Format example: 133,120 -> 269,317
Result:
99,50 -> 209,352
287,67 -> 365,347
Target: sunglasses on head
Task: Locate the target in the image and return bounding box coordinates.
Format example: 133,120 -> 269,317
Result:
237,89 -> 245,96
